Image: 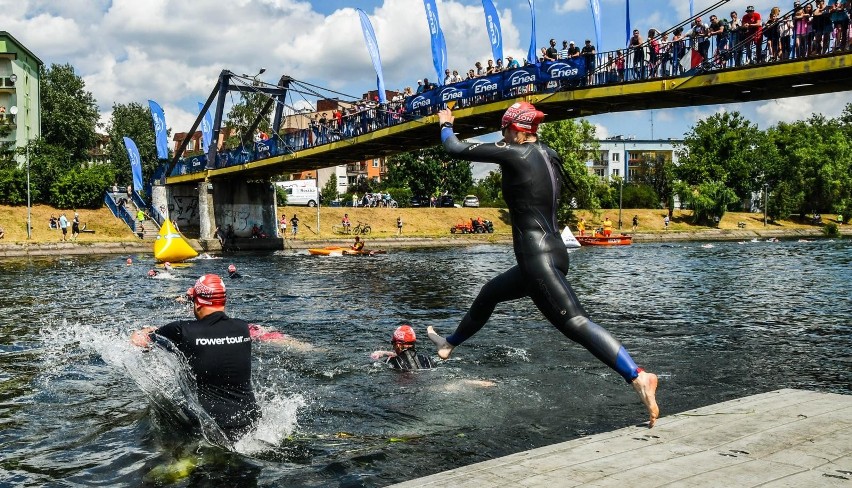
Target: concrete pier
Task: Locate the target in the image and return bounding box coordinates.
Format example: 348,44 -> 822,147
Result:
392,389 -> 852,487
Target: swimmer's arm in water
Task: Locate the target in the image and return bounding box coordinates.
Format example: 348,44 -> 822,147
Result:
130,326 -> 157,348
370,350 -> 397,361
249,324 -> 318,351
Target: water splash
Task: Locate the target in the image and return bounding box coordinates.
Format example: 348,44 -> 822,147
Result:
39,319 -> 303,454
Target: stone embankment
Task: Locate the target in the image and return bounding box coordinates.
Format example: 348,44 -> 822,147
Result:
0,228 -> 847,258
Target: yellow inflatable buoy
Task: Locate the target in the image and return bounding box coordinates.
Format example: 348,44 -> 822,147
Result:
154,219 -> 198,263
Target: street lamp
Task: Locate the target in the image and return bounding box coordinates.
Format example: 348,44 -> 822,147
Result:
618,176 -> 623,230
242,68 -> 266,86
763,183 -> 768,227
10,105 -> 30,239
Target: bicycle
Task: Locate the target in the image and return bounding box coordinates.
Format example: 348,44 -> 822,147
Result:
352,221 -> 371,235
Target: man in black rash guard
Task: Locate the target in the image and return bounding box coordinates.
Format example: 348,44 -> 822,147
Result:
428,103 -> 659,427
131,274 -> 259,441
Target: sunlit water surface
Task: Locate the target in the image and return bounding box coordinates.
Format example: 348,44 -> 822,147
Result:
1,239 -> 850,487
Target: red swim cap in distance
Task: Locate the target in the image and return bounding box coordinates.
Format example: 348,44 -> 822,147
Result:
501,101 -> 545,134
187,274 -> 227,306
392,324 -> 416,344
228,264 -> 236,273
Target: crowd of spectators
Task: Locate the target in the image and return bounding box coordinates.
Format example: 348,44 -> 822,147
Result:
175,0 -> 851,177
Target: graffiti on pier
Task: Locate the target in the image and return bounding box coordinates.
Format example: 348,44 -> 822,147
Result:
220,205 -> 264,235
171,195 -> 198,228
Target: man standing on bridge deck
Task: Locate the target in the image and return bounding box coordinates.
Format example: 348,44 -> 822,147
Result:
131,274 -> 259,443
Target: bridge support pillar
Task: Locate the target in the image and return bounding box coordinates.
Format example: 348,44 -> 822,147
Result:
212,179 -> 277,239
199,178 -> 216,240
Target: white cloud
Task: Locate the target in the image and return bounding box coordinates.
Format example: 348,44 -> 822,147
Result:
554,0 -> 587,14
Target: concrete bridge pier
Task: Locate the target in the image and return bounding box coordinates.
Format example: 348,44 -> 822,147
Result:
211,179 -> 279,241
199,178 -> 215,240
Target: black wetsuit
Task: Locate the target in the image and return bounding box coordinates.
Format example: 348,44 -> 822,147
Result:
155,311 -> 259,438
441,126 -> 641,382
387,348 -> 435,370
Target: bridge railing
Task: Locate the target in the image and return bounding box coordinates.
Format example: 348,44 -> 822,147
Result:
171,1 -> 842,177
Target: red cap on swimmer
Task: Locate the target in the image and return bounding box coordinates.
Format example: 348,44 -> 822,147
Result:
228,264 -> 236,273
392,324 -> 417,344
187,274 -> 227,306
501,101 -> 545,133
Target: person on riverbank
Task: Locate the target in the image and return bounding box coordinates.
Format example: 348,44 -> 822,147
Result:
130,274 -> 259,442
290,214 -> 299,238
632,215 -> 639,232
59,213 -> 69,241
664,214 -> 670,231
578,218 -> 586,236
396,216 -> 403,235
371,324 -> 435,370
428,103 -> 659,427
71,213 -> 81,241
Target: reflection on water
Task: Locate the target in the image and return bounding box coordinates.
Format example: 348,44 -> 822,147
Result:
1,239 -> 850,486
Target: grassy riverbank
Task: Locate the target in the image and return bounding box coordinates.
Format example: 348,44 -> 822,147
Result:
0,204 -> 844,245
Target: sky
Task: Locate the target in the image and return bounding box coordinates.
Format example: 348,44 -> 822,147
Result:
3,0 -> 850,145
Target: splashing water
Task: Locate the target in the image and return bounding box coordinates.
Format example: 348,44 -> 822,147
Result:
38,319 -> 303,455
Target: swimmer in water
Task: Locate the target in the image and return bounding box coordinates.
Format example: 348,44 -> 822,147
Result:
147,268 -> 159,278
428,103 -> 659,427
371,324 -> 435,370
248,323 -> 316,351
163,262 -> 173,272
126,258 -> 133,266
227,264 -> 241,279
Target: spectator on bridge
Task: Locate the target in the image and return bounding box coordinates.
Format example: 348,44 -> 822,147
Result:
628,29 -> 645,79
567,41 -> 581,58
415,79 -> 425,94
485,59 -> 497,75
812,0 -> 831,55
581,40 -> 597,84
741,5 -> 763,63
444,69 -> 452,85
778,12 -> 793,60
616,49 -> 626,81
692,17 -> 711,63
671,26 -> 687,73
659,32 -> 673,76
545,38 -> 559,61
647,31 -> 661,78
465,68 -> 477,80
506,56 -> 520,69
793,3 -> 809,58
494,58 -> 504,73
475,61 -> 486,76
451,69 -> 463,83
708,15 -> 729,61
830,0 -> 850,52
558,40 -> 570,59
764,7 -> 783,62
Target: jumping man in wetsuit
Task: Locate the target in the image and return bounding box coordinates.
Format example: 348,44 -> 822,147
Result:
131,274 -> 259,441
428,103 -> 659,427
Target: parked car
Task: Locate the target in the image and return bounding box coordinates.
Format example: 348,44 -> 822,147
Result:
410,196 -> 431,208
462,195 -> 480,207
439,195 -> 455,208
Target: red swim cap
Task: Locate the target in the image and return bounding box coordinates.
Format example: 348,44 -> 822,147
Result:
392,324 -> 416,344
228,264 -> 236,273
501,101 -> 545,133
187,274 -> 227,306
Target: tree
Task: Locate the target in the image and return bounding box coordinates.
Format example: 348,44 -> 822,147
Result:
105,102 -> 160,188
40,63 -> 100,162
385,145 -> 472,199
676,180 -> 738,225
224,88 -> 272,149
320,175 -> 338,204
632,153 -> 675,207
537,119 -> 600,222
472,169 -> 505,207
19,138 -> 75,204
675,111 -> 763,207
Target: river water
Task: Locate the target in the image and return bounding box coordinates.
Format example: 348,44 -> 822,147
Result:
1,239 -> 850,487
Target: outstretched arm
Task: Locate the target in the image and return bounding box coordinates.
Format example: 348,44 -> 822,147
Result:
130,327 -> 156,348
438,109 -> 520,165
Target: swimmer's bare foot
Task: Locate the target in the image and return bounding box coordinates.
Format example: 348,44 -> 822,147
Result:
631,371 -> 659,428
426,326 -> 454,360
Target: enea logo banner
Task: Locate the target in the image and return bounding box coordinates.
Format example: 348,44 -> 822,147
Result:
405,60 -> 585,112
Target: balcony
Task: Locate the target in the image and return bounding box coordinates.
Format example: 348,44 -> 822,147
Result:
0,76 -> 16,92
0,114 -> 16,127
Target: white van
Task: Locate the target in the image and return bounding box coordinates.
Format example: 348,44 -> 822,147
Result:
276,181 -> 319,207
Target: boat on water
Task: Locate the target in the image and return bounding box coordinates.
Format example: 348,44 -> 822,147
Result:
561,226 -> 581,249
308,246 -> 386,256
154,219 -> 198,262
576,232 -> 633,246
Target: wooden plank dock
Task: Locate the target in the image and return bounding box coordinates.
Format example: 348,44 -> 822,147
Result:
391,389 -> 852,487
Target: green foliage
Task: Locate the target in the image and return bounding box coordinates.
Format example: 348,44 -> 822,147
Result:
385,145 -> 473,199
40,64 -> 100,162
471,170 -> 504,207
224,86 -> 272,149
0,168 -> 27,204
621,183 -> 660,208
822,222 -> 839,237
275,185 -> 288,206
678,180 -> 738,225
537,119 -> 600,222
320,176 -> 338,203
106,102 -> 161,187
631,153 -> 675,207
17,139 -> 76,204
49,164 -> 115,209
675,111 -> 764,206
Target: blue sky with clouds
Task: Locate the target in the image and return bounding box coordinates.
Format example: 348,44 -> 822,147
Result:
3,0 -> 849,142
